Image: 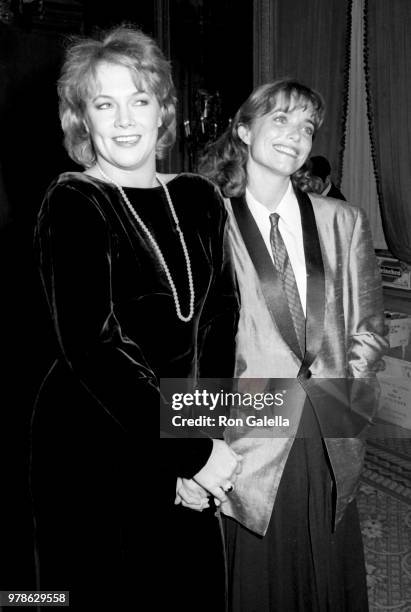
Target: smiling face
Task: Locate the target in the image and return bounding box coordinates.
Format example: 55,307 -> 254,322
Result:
238,94 -> 315,182
84,62 -> 162,184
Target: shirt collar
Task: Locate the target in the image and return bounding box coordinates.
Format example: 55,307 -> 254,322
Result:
246,181 -> 300,227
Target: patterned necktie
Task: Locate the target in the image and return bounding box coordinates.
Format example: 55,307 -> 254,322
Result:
269,212 -> 306,356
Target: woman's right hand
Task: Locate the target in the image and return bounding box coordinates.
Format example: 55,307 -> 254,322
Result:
193,439 -> 242,505
175,477 -> 210,511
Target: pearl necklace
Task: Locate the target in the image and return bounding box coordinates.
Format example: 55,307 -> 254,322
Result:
96,165 -> 195,323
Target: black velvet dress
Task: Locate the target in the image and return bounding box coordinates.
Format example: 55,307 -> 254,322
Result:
31,172 -> 239,610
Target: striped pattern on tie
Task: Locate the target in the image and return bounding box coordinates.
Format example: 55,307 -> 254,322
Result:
269,212 -> 306,356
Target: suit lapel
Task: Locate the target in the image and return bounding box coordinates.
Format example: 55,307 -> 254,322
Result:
230,190 -> 325,368
230,195 -> 303,360
295,188 -> 325,372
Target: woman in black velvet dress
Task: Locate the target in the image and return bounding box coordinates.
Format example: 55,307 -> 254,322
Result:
31,25 -> 240,610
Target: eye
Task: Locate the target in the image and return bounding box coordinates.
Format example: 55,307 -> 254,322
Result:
133,97 -> 149,106
96,101 -> 112,110
273,114 -> 287,124
303,125 -> 314,136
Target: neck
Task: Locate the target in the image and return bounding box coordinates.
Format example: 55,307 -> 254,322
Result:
90,160 -> 158,188
246,168 -> 291,212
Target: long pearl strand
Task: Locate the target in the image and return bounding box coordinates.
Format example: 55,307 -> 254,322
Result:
97,165 -> 195,323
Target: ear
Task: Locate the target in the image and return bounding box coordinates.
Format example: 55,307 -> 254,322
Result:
237,123 -> 251,145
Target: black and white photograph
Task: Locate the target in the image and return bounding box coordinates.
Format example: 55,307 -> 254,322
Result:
0,1 -> 410,610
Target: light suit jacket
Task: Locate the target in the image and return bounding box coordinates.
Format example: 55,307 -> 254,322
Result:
222,188 -> 388,536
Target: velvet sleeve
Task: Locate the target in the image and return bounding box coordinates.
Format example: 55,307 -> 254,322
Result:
164,183 -> 240,477
36,180 -> 213,476
197,201 -> 240,380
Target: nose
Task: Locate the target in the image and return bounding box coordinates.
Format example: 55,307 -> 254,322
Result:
287,126 -> 301,142
114,105 -> 135,128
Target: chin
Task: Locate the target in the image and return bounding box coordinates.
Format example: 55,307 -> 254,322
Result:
273,164 -> 299,177
113,157 -> 144,169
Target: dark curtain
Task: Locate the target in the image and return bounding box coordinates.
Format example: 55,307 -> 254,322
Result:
254,0 -> 350,185
365,0 -> 411,263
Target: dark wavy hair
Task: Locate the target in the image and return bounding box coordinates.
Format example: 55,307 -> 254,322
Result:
58,24 -> 176,168
198,78 -> 325,197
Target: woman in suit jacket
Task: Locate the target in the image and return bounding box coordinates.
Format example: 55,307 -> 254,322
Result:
198,79 -> 388,611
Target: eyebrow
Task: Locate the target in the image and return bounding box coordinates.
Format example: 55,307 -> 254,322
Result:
271,108 -> 316,125
90,90 -> 147,102
91,93 -> 111,99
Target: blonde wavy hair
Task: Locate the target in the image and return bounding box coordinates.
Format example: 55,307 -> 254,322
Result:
58,24 -> 176,168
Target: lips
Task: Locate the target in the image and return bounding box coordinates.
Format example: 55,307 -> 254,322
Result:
272,144 -> 299,158
113,135 -> 140,145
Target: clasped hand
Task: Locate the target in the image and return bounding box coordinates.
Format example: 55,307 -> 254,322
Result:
174,439 -> 242,511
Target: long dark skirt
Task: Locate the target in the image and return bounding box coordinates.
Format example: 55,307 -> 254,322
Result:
31,393 -> 137,610
224,403 -> 369,612
31,376 -> 226,611
159,503 -> 226,612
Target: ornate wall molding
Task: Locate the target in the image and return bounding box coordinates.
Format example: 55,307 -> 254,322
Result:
154,0 -> 170,57
154,0 -> 173,173
253,0 -> 276,86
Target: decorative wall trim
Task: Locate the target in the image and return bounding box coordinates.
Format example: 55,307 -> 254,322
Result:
338,0 -> 353,188
154,0 -> 170,58
154,0 -> 173,173
253,0 -> 275,87
362,0 -> 384,232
